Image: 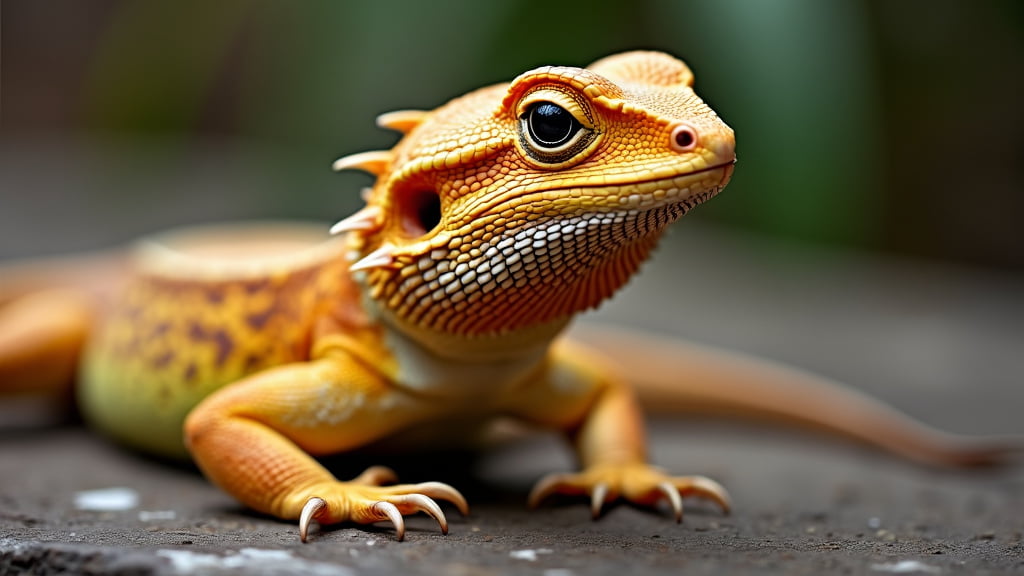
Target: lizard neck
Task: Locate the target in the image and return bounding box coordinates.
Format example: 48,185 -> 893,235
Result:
354,280 -> 569,399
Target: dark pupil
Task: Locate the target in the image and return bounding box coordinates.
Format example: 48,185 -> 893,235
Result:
528,103 -> 578,147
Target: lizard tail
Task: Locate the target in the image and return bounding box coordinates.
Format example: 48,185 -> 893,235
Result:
0,250 -> 127,399
573,323 -> 1021,468
0,250 -> 127,307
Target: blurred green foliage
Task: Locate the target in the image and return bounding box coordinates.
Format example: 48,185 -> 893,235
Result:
5,0 -> 1024,267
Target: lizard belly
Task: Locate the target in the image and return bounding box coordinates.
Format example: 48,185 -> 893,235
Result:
79,222 -> 346,458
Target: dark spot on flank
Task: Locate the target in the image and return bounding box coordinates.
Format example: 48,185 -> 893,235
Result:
212,330 -> 234,367
150,350 -> 174,369
188,322 -> 210,340
183,363 -> 197,383
149,322 -> 171,339
244,279 -> 270,295
188,322 -> 235,367
246,308 -> 275,331
244,353 -> 266,372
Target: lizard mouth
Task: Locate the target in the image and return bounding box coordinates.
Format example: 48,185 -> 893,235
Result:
451,160 -> 736,266
575,160 -> 735,213
505,159 -> 736,221
451,160 -> 735,227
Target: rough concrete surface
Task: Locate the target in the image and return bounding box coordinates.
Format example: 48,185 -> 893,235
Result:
1,143 -> 1023,575
2,415 -> 1023,576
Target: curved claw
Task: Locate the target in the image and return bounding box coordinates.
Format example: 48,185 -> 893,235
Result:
299,497 -> 327,543
351,465 -> 399,486
676,476 -> 732,514
373,501 -> 406,541
411,482 -> 470,516
396,494 -> 449,535
657,481 -> 684,523
528,473 -> 571,508
590,483 -> 609,519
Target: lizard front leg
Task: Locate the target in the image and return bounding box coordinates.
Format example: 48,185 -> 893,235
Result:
183,354 -> 467,542
520,339 -> 731,521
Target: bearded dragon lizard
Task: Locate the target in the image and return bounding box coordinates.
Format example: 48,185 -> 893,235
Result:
0,51 -> 1013,542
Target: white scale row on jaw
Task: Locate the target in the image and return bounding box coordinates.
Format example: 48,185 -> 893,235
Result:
407,210 -> 641,307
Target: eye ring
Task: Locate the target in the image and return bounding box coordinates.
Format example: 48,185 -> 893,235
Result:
517,100 -> 596,166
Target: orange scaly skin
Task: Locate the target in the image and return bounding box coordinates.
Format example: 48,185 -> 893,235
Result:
3,52 -> 1011,543
180,51 -> 736,540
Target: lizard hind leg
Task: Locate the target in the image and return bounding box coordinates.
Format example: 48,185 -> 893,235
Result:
0,288 -> 96,398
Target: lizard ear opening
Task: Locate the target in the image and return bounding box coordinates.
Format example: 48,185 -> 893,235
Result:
399,188 -> 442,237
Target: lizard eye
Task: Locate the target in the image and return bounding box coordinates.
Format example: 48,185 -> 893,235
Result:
518,101 -> 595,166
526,103 -> 581,148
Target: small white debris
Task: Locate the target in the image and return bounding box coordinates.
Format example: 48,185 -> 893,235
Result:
0,537 -> 31,553
868,517 -> 882,529
228,549 -> 293,564
157,548 -> 348,575
156,550 -> 222,573
871,560 -> 941,574
138,510 -> 176,521
510,548 -> 553,561
74,487 -> 139,511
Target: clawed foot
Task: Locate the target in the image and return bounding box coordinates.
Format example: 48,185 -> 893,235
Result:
528,463 -> 730,522
298,466 -> 469,542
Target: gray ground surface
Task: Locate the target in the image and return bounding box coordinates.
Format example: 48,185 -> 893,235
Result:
1,419 -> 1022,576
1,140 -> 1023,574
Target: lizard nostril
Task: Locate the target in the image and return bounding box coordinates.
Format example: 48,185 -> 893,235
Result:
669,123 -> 698,153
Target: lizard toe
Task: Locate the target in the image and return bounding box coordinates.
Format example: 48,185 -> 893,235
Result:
529,463 -> 729,523
294,480 -> 468,542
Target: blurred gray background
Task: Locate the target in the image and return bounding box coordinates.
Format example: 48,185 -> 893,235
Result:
2,0 -> 1022,268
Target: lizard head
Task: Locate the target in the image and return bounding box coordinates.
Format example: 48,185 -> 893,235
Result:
333,51 -> 735,338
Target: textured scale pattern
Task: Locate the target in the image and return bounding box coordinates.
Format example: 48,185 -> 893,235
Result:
352,51 -> 735,335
